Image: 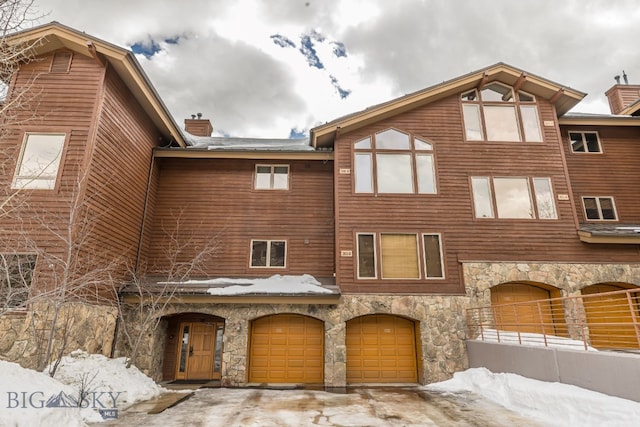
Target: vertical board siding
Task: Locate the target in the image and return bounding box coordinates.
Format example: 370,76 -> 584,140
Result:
335,96 -> 640,294
147,158 -> 335,280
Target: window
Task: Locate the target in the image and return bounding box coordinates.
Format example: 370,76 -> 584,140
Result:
254,165 -> 289,190
471,176 -> 557,219
356,232 -> 444,280
582,197 -> 617,220
12,133 -> 66,190
354,129 -> 436,195
569,132 -> 602,153
0,254 -> 37,309
461,83 -> 543,142
250,240 -> 286,267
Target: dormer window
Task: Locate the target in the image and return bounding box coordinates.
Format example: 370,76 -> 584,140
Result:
353,128 -> 436,195
462,82 -> 543,143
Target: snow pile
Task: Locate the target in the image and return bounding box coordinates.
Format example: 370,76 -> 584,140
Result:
0,351 -> 166,426
201,274 -> 334,295
427,367 -> 640,427
50,350 -> 165,408
0,360 -> 85,427
475,328 -> 598,351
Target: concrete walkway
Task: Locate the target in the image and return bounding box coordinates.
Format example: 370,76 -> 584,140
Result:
92,386 -> 542,426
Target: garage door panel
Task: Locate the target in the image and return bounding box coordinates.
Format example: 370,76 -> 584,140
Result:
249,314 -> 324,384
491,283 -> 553,335
346,315 -> 418,383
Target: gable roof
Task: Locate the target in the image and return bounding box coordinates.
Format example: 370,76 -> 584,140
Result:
7,21 -> 186,147
310,62 -> 586,148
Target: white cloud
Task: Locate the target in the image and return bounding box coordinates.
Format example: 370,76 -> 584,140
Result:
34,0 -> 640,136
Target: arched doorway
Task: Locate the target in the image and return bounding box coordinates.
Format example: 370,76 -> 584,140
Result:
162,313 -> 225,381
582,283 -> 639,349
346,314 -> 418,384
490,282 -> 564,335
248,314 -> 324,384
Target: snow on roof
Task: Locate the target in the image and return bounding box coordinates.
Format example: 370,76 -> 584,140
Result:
158,274 -> 336,295
185,135 -> 316,151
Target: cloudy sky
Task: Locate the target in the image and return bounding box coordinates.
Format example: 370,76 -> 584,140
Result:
32,0 -> 640,138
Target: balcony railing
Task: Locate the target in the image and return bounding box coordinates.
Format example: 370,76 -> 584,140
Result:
467,288 -> 640,351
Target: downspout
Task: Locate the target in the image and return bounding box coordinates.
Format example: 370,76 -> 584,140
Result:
135,147 -> 157,273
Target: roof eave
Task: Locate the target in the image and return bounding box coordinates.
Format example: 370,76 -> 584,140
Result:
7,22 -> 186,147
559,115 -> 640,126
578,230 -> 640,244
311,63 -> 585,148
154,147 -> 334,160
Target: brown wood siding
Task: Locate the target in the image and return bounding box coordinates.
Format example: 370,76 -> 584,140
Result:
561,125 -> 640,222
0,52 -> 105,295
335,95 -> 640,294
81,66 -> 161,278
147,158 -> 335,279
0,52 -> 161,298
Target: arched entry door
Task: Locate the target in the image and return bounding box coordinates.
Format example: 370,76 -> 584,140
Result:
582,283 -> 639,349
491,282 -> 563,335
163,313 -> 225,381
346,314 -> 418,384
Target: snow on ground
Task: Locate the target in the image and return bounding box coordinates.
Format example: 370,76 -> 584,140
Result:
426,367 -> 640,427
0,351 -> 166,426
2,353 -> 640,426
474,328 -> 598,351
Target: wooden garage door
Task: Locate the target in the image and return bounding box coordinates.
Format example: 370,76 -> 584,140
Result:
491,283 -> 555,335
249,314 -> 323,384
582,284 -> 639,349
346,315 -> 418,384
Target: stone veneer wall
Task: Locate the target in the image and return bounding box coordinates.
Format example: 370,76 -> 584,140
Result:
463,262 -> 640,341
120,294 -> 470,387
0,302 -> 117,369
464,262 -> 640,304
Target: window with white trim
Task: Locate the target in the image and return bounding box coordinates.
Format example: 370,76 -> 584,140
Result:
12,133 -> 66,190
582,196 -> 617,220
0,254 -> 37,309
356,232 -> 444,279
254,165 -> 289,190
569,131 -> 602,153
471,176 -> 557,219
250,240 -> 286,267
354,128 -> 436,195
461,83 -> 543,142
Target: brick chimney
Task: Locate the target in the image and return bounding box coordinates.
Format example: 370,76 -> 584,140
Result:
605,73 -> 640,115
184,113 -> 213,137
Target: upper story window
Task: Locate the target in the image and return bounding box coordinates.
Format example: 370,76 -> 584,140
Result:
0,254 -> 37,309
12,133 -> 66,190
569,131 -> 602,153
356,232 -> 444,280
250,239 -> 286,268
582,196 -> 617,220
254,165 -> 289,190
462,82 -> 543,142
354,128 -> 436,195
471,176 -> 557,219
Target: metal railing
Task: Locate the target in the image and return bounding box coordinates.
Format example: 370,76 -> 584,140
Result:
467,288 -> 640,351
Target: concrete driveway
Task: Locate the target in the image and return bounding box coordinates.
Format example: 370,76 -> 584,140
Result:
92,386 -> 541,426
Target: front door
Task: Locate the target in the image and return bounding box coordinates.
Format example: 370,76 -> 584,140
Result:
176,321 -> 224,380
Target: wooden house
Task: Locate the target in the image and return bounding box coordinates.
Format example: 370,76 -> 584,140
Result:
1,22 -> 640,387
